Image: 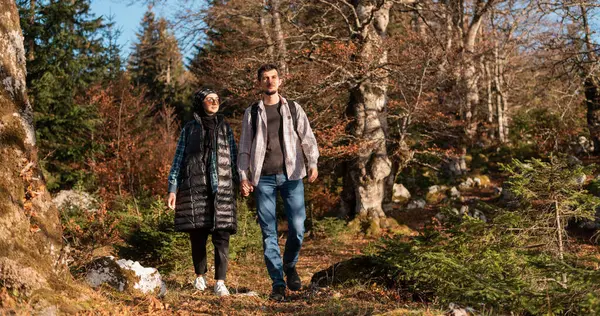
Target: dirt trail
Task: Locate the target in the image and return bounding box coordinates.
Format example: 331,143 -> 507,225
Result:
123,234 -> 430,316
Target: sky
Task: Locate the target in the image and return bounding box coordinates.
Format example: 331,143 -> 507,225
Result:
89,0 -> 189,62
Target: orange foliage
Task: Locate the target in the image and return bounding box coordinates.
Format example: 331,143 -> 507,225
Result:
84,78 -> 178,201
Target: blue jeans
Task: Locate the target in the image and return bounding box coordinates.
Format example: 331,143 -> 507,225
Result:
255,174 -> 306,289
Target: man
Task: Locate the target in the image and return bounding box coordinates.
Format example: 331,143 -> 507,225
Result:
238,64 -> 319,301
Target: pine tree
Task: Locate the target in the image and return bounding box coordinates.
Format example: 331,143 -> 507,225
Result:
18,0 -> 110,190
102,13 -> 124,82
128,7 -> 189,119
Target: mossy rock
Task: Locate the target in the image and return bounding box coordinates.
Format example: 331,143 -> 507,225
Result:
473,175 -> 491,187
310,256 -> 395,288
425,191 -> 446,204
347,218 -> 363,233
386,219 -> 415,236
392,196 -> 410,205
365,219 -> 382,237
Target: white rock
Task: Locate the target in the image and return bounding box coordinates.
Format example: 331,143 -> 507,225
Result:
392,183 -> 411,202
85,256 -> 166,296
459,158 -> 467,172
53,190 -> 98,212
407,199 -> 426,210
448,303 -> 469,316
459,205 -> 469,215
458,178 -> 474,190
449,187 -> 460,198
445,156 -> 468,176
576,136 -> 595,154
428,185 -> 441,194
470,209 -> 487,222
116,259 -> 165,295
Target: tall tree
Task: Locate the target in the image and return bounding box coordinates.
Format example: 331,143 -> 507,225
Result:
18,0 -> 109,190
129,8 -> 189,118
1,0 -> 66,298
102,13 -> 124,82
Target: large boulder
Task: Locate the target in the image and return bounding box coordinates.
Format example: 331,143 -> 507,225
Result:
85,256 -> 166,296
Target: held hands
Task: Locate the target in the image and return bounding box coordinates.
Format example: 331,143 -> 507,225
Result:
241,180 -> 254,197
167,192 -> 176,210
308,167 -> 318,183
239,168 -> 317,197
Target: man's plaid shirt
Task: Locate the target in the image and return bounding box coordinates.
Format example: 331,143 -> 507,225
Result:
237,96 -> 319,186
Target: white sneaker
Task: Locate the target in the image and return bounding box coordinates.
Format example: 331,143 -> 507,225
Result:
214,281 -> 230,297
194,275 -> 207,291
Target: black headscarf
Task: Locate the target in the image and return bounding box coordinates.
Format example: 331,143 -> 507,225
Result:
193,88 -> 220,166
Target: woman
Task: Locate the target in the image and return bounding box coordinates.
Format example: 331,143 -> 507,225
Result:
167,88 -> 238,297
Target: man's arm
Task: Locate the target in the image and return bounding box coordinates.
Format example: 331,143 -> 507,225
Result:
168,125 -> 187,193
237,107 -> 253,182
293,102 -> 320,170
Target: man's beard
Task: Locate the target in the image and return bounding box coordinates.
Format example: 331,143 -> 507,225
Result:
263,89 -> 277,96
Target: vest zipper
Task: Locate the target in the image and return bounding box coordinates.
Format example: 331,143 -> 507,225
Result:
212,119 -> 224,230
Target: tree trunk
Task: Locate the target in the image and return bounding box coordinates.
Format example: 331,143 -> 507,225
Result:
483,58 -> 494,124
585,77 -> 600,152
270,0 -> 288,76
493,43 -> 507,143
344,0 -> 393,229
580,5 -> 600,154
28,0 -> 36,61
0,0 -> 66,297
259,13 -> 275,60
463,21 -> 482,133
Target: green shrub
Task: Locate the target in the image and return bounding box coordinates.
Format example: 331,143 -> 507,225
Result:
115,197 -> 191,274
378,215 -> 600,314
114,196 -> 263,273
311,217 -> 347,240
229,199 -> 263,260
60,196 -> 121,265
375,157 -> 600,314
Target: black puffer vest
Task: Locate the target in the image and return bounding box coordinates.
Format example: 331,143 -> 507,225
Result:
174,115 -> 237,233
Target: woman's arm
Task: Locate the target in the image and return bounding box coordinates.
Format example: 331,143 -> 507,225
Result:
167,125 -> 188,193
227,123 -> 239,186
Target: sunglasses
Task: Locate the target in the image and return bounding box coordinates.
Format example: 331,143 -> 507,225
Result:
205,97 -> 220,104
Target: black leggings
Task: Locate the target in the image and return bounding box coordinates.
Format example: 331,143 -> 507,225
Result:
189,229 -> 230,280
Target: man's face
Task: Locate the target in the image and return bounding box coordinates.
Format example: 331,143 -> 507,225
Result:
202,93 -> 220,115
260,69 -> 281,95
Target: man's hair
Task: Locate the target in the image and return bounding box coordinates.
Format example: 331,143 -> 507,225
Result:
257,63 -> 279,80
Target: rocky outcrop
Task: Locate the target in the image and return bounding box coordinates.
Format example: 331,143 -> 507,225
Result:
0,0 -> 65,302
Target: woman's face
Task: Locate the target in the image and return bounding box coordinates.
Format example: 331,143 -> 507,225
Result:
203,93 -> 220,115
